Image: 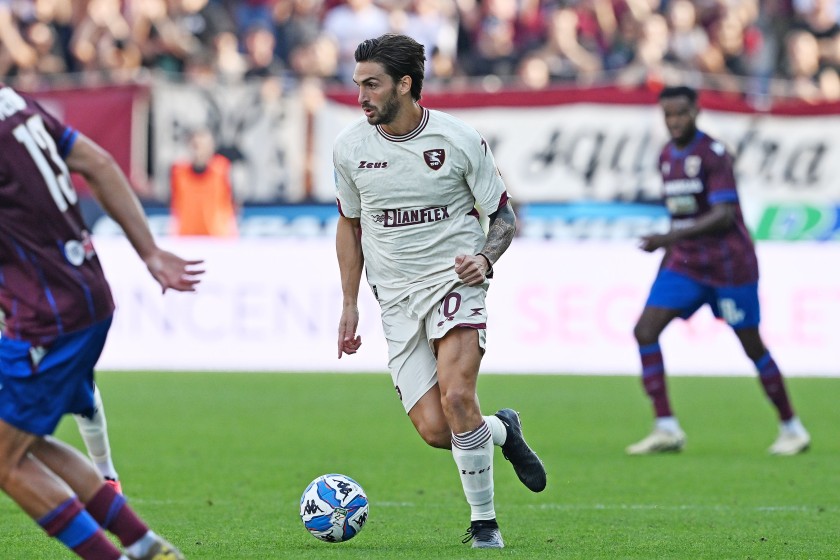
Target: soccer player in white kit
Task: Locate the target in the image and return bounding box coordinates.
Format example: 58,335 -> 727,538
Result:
334,34 -> 547,548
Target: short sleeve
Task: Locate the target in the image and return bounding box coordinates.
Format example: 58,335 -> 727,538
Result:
705,141 -> 738,205
333,148 -> 361,218
464,132 -> 508,214
30,98 -> 78,159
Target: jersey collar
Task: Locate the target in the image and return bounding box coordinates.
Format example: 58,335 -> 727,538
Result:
376,107 -> 429,142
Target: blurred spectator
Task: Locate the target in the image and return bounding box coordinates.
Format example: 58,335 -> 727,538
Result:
170,127 -> 239,237
31,0 -> 75,72
516,51 -> 551,89
792,0 -> 840,38
574,0 -> 617,62
71,0 -> 142,82
534,6 -> 603,83
0,0 -> 37,77
776,28 -> 840,100
467,0 -> 521,77
182,46 -> 217,82
322,0 -> 390,82
12,22 -> 65,90
696,2 -> 765,94
129,0 -> 197,73
616,13 -> 683,87
791,0 -> 840,76
604,8 -> 643,71
273,0 -> 324,67
230,0 -> 277,40
696,12 -> 747,92
0,0 -> 836,102
211,30 -> 248,81
288,34 -> 339,79
623,0 -> 662,22
5,0 -> 73,90
243,22 -> 282,78
427,44 -> 461,84
390,0 -> 459,76
666,0 -> 709,69
173,0 -> 237,52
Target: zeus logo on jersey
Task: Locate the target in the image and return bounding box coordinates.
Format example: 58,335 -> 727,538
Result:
374,206 -> 451,227
357,160 -> 388,169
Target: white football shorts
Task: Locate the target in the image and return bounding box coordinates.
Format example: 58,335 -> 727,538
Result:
380,282 -> 488,413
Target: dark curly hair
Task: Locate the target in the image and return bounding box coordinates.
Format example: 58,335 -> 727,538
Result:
354,34 -> 425,101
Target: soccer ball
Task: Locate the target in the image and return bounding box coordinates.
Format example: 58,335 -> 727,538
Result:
299,473 -> 369,543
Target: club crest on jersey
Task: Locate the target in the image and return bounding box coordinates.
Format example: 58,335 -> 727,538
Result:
63,231 -> 96,267
661,161 -> 670,175
684,155 -> 701,177
423,149 -> 445,170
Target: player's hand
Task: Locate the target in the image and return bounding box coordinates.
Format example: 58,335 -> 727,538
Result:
144,249 -> 205,293
338,306 -> 362,358
638,233 -> 670,252
454,254 -> 489,286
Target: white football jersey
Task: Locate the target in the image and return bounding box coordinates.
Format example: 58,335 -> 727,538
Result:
334,107 -> 508,316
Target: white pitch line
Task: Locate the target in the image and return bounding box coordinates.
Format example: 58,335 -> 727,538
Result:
529,503 -> 833,513
123,500 -> 835,514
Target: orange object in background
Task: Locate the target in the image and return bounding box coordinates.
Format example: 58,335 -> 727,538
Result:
170,128 -> 239,237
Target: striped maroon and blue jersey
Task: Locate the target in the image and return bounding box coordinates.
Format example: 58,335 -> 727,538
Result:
0,85 -> 114,345
658,130 -> 758,286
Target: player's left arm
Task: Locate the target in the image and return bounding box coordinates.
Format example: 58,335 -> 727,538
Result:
455,133 -> 517,286
65,133 -> 204,292
455,201 -> 516,285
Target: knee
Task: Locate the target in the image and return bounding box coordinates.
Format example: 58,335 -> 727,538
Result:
736,329 -> 767,362
0,442 -> 27,490
745,346 -> 767,363
0,461 -> 10,489
633,322 -> 659,346
440,386 -> 475,418
415,422 -> 451,449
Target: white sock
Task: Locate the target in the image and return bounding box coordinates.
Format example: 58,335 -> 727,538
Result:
125,531 -> 156,557
782,416 -> 806,435
452,421 -> 496,521
655,416 -> 682,434
483,415 -> 507,446
74,384 -> 119,480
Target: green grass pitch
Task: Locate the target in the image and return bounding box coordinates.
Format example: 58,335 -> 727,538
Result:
2,372 -> 838,559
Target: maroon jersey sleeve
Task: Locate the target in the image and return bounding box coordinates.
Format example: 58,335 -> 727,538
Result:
703,141 -> 739,206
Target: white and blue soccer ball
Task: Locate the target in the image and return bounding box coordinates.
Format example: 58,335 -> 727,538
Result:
299,473 -> 369,543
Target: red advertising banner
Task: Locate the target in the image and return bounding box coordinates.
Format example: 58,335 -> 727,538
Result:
29,84 -> 150,195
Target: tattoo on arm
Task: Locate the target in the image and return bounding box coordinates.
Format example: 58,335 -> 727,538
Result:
480,203 -> 516,265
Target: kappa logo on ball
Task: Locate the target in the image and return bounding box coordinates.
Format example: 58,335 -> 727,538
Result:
300,474 -> 369,543
423,149 -> 445,170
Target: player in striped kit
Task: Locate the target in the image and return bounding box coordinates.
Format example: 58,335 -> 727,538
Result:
627,85 -> 810,456
0,83 -> 201,559
334,34 -> 546,548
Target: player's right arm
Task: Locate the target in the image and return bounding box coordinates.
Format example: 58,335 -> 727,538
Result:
641,145 -> 738,252
64,133 -> 204,292
639,203 -> 736,252
336,215 -> 363,358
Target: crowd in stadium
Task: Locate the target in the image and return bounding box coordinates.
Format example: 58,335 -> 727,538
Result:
1,0 -> 839,100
